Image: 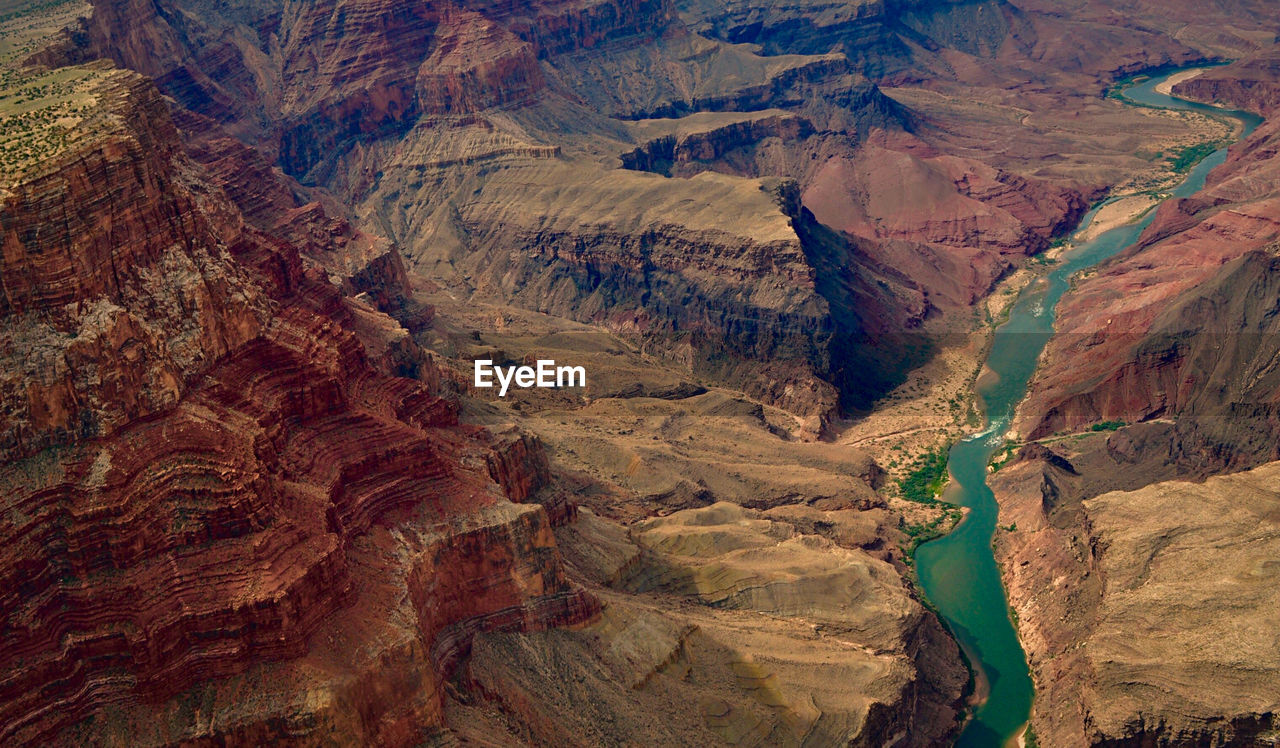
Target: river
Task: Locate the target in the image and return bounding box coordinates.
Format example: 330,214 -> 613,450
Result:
912,68 -> 1264,747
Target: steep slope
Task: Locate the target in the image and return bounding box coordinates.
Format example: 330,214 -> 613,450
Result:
452,503 -> 967,746
0,8 -> 974,743
13,1 -> 1280,745
45,0 -> 1101,429
0,67 -> 598,745
991,452 -> 1280,746
991,49 -> 1280,746
1016,56 -> 1280,464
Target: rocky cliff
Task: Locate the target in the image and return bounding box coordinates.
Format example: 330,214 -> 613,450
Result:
0,71 -> 267,462
1016,59 -> 1280,464
460,502 -> 968,746
1175,56 -> 1280,115
13,0 -> 1280,744
0,68 -> 599,744
994,48 -> 1280,746
0,3 -> 981,742
45,0 -> 1102,430
991,451 -> 1280,746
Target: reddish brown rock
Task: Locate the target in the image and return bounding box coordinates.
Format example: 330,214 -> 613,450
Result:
1018,111 -> 1280,456
0,73 -> 267,461
0,69 -> 597,745
803,143 -> 1084,308
1175,49 -> 1280,115
416,9 -> 547,115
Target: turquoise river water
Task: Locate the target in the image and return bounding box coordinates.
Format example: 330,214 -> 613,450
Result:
913,68 -> 1263,746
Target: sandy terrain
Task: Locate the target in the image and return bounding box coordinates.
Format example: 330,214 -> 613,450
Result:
835,313 -> 986,483
883,80 -> 1230,195
1072,193 -> 1161,242
1154,67 -> 1205,95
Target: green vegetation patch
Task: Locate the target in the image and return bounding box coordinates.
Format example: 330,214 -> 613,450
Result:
0,65 -> 108,183
988,439 -> 1019,472
1089,420 -> 1126,432
899,506 -> 964,557
1167,139 -> 1224,172
1024,724 -> 1041,748
898,446 -> 950,504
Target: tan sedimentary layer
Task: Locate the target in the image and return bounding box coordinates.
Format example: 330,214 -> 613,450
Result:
994,458 -> 1280,745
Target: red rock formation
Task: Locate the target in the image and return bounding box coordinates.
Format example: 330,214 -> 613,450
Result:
65,0 -> 672,177
0,71 -> 597,745
1176,53 -> 1280,116
467,0 -> 674,57
416,9 -> 547,115
620,114 -> 816,175
1018,59 -> 1280,452
803,143 -> 1085,308
0,73 -> 266,461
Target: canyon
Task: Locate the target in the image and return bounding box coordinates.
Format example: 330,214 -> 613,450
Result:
2,0 -> 1280,745
993,51 -> 1280,746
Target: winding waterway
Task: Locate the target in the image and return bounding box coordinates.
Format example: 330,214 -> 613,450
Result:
913,69 -> 1264,746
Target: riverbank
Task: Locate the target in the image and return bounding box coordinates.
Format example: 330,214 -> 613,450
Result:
913,66 -> 1261,747
1071,194 -> 1161,242
980,70 -> 1263,746
1154,67 -> 1206,95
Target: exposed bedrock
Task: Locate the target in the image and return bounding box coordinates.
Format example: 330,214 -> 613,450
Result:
1017,85 -> 1280,466
0,73 -> 267,462
454,502 -> 968,746
1174,47 -> 1280,116
996,46 -> 1280,747
621,114 -> 816,175
0,71 -> 597,745
991,452 -> 1280,746
50,0 -> 1103,432
65,0 -> 674,178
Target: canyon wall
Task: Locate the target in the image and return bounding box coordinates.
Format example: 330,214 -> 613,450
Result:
10,1 -> 1280,744
0,68 -> 599,744
49,0 -> 1099,431
0,2 -> 986,741
996,48 -> 1280,746
1016,58 -> 1280,468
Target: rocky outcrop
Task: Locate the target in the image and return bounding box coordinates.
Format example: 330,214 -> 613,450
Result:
1022,246 -> 1280,468
993,48 -> 1280,747
992,456 -> 1280,746
26,5 -> 1280,744
676,0 -> 912,77
0,71 -> 267,461
803,144 -> 1086,308
619,502 -> 968,743
43,0 -> 1127,440
1174,48 -> 1280,115
416,10 -> 546,115
468,0 -> 675,58
65,0 -> 672,179
1017,98 -> 1280,458
457,503 -> 967,746
0,68 -> 597,745
1016,51 -> 1280,451
621,113 -> 815,176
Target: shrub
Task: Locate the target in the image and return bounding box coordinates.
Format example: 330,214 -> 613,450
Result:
899,447 -> 950,504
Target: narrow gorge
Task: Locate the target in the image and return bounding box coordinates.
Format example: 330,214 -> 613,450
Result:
917,67 -> 1264,747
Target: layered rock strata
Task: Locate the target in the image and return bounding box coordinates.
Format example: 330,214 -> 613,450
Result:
0,70 -> 597,744
996,49 -> 1280,746
51,0 -> 1093,430
992,453 -> 1280,746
